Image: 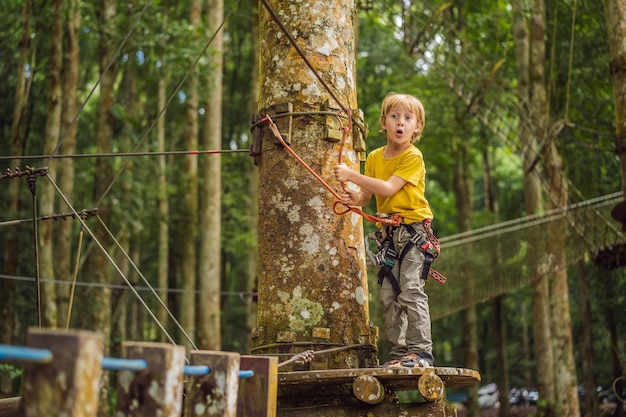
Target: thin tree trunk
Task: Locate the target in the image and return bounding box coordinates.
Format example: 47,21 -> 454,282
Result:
84,0 -> 118,413
575,261 -> 599,417
2,0 -> 32,344
245,0 -> 260,354
56,0 -> 81,329
197,0 -> 223,351
530,1 -> 579,416
452,133 -> 479,417
156,1 -> 170,343
39,0 -> 64,328
605,0 -> 626,200
512,1 -> 556,411
179,0 -> 201,350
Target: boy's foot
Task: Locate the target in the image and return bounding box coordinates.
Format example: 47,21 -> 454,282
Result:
400,353 -> 433,368
380,358 -> 404,368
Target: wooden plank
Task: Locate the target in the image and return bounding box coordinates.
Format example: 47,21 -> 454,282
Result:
0,397 -> 21,417
237,356 -> 278,417
276,400 -> 451,417
184,351 -> 240,417
21,328 -> 104,417
115,342 -> 185,417
277,366 -> 480,392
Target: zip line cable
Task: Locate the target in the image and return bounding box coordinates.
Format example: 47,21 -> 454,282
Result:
1,149 -> 248,161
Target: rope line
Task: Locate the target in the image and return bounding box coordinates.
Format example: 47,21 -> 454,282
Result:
259,0 -> 350,115
0,273 -> 257,297
264,115 -> 402,226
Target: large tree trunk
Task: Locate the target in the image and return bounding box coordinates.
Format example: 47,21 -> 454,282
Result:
56,0 -> 81,329
179,0 -> 201,350
197,0 -> 223,351
530,1 -> 579,416
254,0 -> 377,369
39,0 -> 64,328
512,0 -> 556,411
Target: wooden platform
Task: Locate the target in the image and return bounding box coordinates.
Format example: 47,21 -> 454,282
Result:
278,366 -> 480,392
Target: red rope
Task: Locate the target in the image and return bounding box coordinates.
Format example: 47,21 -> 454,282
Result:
262,114 -> 402,227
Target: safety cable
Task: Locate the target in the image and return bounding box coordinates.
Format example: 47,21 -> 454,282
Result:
259,0 -> 350,115
65,227 -> 84,330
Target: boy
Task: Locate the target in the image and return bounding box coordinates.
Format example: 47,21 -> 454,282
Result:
333,92 -> 435,368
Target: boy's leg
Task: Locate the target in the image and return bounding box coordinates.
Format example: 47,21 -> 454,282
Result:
395,226 -> 434,363
379,277 -> 408,360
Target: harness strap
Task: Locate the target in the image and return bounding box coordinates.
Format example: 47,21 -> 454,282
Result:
376,221 -> 447,295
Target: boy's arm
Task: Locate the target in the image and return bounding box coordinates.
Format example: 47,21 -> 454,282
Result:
334,163 -> 407,198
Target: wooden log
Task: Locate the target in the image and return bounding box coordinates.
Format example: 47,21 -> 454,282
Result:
0,397 -> 21,417
21,328 -> 104,417
184,351 -> 240,417
351,375 -> 385,404
237,356 -> 277,417
417,369 -> 445,402
115,342 -> 185,417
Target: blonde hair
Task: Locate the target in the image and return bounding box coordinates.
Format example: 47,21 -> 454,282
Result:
379,92 -> 426,143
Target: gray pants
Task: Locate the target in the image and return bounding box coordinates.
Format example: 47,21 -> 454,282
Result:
379,223 -> 434,361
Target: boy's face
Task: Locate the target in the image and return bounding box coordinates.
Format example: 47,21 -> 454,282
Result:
380,104 -> 421,145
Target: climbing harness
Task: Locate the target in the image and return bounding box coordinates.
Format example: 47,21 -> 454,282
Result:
366,218 -> 446,295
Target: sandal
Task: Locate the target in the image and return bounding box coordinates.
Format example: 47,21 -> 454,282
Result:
380,359 -> 404,368
400,353 -> 433,368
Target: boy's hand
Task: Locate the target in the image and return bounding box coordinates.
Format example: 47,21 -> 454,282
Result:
333,163 -> 352,183
338,189 -> 360,206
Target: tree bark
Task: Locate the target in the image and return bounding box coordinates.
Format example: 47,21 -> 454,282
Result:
254,0 -> 377,369
197,0 -> 223,351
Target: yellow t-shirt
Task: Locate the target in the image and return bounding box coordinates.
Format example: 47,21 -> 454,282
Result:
364,145 -> 433,224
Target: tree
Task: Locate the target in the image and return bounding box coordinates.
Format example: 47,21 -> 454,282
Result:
55,0 -> 81,329
254,0 -> 377,369
39,0 -> 63,328
179,0 -> 202,350
197,0 -> 223,350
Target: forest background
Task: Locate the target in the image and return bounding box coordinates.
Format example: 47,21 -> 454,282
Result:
1,0 -> 625,416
